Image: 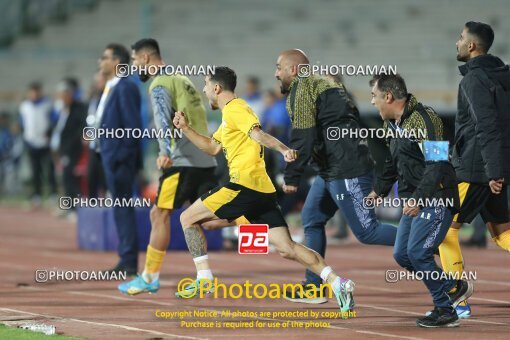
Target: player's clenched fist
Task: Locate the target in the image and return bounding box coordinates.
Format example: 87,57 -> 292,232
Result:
156,155 -> 173,170
283,149 -> 298,163
173,111 -> 189,130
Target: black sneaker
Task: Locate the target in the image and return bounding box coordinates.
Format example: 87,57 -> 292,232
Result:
448,280 -> 474,308
461,238 -> 487,248
283,283 -> 328,304
106,265 -> 138,277
416,307 -> 459,328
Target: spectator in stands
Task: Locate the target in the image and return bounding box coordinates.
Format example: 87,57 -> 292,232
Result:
0,112 -> 13,195
19,82 -> 57,207
0,115 -> 23,195
7,118 -> 23,194
52,78 -> 87,216
243,76 -> 264,118
261,88 -> 291,147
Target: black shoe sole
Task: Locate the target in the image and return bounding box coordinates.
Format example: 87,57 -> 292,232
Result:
451,281 -> 474,308
417,319 -> 460,328
283,296 -> 328,304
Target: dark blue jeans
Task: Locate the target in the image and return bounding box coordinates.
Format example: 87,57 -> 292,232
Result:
393,207 -> 456,309
303,172 -> 397,286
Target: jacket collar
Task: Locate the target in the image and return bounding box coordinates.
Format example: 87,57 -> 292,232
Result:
400,94 -> 418,123
288,76 -> 301,92
458,54 -> 506,76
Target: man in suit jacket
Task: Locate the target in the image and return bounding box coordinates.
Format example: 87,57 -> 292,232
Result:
53,78 -> 88,204
97,43 -> 142,275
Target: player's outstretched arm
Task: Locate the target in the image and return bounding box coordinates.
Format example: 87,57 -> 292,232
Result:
173,111 -> 221,156
249,126 -> 297,163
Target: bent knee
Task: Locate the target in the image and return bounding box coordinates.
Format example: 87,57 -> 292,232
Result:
355,230 -> 377,245
393,250 -> 409,267
180,209 -> 193,228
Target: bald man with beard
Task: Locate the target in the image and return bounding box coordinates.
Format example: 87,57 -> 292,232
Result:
275,49 -> 398,304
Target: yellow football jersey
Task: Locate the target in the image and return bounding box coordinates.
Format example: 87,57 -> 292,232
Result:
212,98 -> 275,193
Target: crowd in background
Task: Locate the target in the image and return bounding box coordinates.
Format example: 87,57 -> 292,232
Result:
0,73 -> 304,217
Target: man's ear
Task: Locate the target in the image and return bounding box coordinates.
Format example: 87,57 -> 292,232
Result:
385,91 -> 394,104
468,40 -> 477,53
214,83 -> 222,95
290,64 -> 298,76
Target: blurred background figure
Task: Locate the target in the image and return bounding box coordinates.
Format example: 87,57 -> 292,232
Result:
0,112 -> 13,187
51,78 -> 87,218
86,71 -> 107,198
243,76 -> 264,118
261,87 -> 291,146
19,82 -> 57,208
462,215 -> 487,248
96,43 -> 142,275
0,112 -> 23,195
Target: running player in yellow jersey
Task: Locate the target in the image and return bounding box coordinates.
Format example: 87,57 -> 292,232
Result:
172,66 -> 355,316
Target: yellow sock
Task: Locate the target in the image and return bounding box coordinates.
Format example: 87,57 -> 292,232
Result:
439,228 -> 464,293
145,245 -> 166,274
493,229 -> 510,251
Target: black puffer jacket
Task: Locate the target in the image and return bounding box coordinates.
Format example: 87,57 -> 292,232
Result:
452,54 -> 510,184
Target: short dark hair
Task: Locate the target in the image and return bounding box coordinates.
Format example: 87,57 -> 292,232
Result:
247,76 -> 260,87
63,77 -> 79,92
465,21 -> 494,53
28,81 -> 42,92
105,43 -> 130,64
209,66 -> 237,92
131,38 -> 161,57
370,74 -> 408,100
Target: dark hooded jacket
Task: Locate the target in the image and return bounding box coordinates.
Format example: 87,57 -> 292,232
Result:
452,54 -> 510,183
